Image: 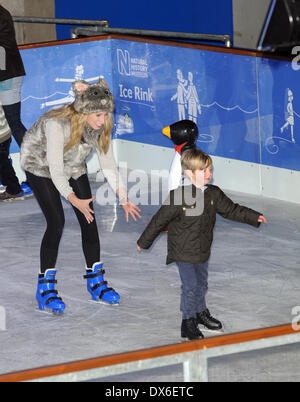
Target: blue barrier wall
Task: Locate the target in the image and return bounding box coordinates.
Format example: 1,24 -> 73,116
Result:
17,38 -> 300,175
258,58 -> 300,171
54,0 -> 233,43
112,41 -> 260,165
15,39 -> 112,153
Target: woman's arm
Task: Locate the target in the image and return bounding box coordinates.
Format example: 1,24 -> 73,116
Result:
96,141 -> 125,193
97,142 -> 141,221
45,119 -> 74,200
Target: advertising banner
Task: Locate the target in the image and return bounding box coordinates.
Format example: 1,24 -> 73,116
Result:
15,37 -> 300,173
112,40 -> 260,164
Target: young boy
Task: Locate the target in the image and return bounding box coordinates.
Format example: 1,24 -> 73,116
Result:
137,148 -> 267,340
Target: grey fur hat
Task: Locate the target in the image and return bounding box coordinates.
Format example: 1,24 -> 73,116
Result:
72,78 -> 114,114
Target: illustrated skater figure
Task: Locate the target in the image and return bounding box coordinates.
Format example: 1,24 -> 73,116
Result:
0,5 -> 32,197
186,72 -> 201,123
0,100 -> 24,200
40,65 -> 100,110
20,78 -> 141,314
171,69 -> 187,120
280,89 -> 295,143
137,148 -> 267,340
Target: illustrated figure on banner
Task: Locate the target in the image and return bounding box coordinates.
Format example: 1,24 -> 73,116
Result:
41,65 -> 100,110
186,72 -> 201,123
171,69 -> 187,120
280,88 -> 295,143
171,69 -> 201,123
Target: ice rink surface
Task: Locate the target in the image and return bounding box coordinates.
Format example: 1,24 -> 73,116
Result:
1,174 -> 300,382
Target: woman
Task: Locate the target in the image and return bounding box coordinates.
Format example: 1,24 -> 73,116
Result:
20,78 -> 141,314
0,5 -> 32,198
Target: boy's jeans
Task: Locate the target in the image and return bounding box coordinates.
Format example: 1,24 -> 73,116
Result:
176,261 -> 208,320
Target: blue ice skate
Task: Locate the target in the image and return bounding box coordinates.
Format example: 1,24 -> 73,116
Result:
36,269 -> 65,315
84,262 -> 120,305
20,181 -> 33,197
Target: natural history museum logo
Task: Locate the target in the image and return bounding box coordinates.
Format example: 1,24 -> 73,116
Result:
117,48 -> 148,79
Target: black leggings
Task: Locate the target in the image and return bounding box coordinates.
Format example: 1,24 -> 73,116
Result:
26,171 -> 100,273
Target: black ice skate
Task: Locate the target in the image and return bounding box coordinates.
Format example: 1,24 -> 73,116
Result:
181,317 -> 204,341
196,309 -> 222,331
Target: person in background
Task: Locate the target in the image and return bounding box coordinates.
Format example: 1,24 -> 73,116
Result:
0,100 -> 24,200
0,4 -> 32,198
21,78 -> 141,315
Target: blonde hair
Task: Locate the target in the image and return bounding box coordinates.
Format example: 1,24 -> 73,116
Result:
181,148 -> 212,172
46,104 -> 113,154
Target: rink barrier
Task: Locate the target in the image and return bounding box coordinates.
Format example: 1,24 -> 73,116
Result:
12,33 -> 300,203
0,322 -> 299,382
13,16 -> 232,47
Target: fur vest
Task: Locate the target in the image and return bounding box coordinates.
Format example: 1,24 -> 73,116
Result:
20,112 -> 101,180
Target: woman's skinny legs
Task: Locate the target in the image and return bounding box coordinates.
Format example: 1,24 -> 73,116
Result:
69,174 -> 100,267
26,172 -> 100,273
26,172 -> 65,272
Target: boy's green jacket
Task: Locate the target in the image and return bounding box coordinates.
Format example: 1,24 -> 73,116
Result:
137,184 -> 262,265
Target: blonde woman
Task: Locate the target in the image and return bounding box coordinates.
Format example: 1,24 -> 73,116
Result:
20,78 -> 141,314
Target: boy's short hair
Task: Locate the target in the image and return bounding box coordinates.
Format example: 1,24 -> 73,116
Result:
181,148 -> 212,172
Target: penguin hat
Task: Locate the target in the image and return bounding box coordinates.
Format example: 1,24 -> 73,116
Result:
162,120 -> 198,155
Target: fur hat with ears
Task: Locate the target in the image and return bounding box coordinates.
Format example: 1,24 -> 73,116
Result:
72,78 -> 115,114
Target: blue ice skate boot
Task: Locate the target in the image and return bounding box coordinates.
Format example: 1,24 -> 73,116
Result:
84,262 -> 120,305
20,181 -> 33,197
36,269 -> 65,315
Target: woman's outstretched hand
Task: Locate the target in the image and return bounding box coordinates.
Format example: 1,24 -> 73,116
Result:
121,199 -> 142,222
68,193 -> 95,223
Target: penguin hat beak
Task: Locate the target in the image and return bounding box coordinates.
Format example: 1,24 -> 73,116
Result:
162,125 -> 171,139
162,120 -> 198,145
